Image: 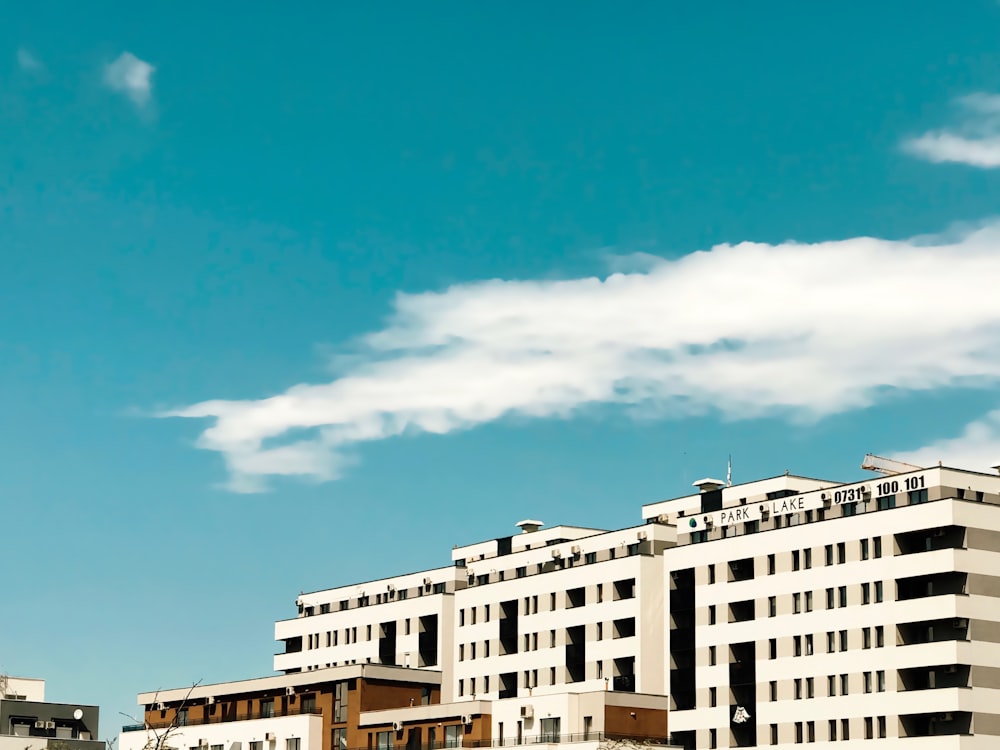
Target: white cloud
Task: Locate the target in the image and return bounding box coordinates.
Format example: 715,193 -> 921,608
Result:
893,410 -> 1000,474
904,94 -> 1000,167
103,51 -> 155,108
16,47 -> 43,72
165,223 -> 1000,492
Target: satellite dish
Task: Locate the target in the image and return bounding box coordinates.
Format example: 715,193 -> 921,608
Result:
73,709 -> 83,720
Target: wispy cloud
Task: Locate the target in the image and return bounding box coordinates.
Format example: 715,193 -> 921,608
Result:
103,51 -> 155,108
16,47 -> 43,72
904,94 -> 1000,167
894,410 -> 1000,473
164,223 -> 1000,492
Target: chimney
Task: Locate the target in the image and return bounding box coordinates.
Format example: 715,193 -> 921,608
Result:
515,519 -> 544,534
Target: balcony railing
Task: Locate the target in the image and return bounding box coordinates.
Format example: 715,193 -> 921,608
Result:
122,708 -> 323,732
342,734 -> 671,750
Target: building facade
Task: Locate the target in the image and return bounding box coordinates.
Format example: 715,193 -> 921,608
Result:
123,461 -> 1000,750
1,677 -> 101,750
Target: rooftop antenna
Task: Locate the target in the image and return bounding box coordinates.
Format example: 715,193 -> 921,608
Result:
727,455 -> 732,487
861,453 -> 921,476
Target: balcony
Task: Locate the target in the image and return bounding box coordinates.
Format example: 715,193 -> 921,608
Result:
122,707 -> 323,733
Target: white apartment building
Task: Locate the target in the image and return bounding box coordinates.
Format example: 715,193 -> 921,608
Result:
643,465 -> 1000,749
1,676 -> 101,750
128,458 -> 1000,750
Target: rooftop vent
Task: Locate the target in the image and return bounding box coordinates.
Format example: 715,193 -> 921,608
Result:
692,478 -> 725,493
516,519 -> 544,534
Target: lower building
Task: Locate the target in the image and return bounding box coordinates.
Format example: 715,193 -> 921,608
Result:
0,677 -> 101,750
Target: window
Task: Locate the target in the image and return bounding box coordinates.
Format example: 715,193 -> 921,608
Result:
585,552 -> 596,565
177,709 -> 188,726
250,743 -> 263,750
794,593 -> 801,614
878,716 -> 886,739
472,642 -> 477,659
261,699 -> 274,718
597,622 -> 603,640
807,721 -> 815,743
843,502 -> 857,517
769,596 -> 777,617
334,681 -> 348,722
864,671 -> 872,693
470,677 -> 476,695
550,593 -> 556,610
795,721 -> 803,744
827,675 -> 836,696
444,725 -> 463,748
613,617 -> 635,639
550,630 -> 556,647
471,608 -> 477,625
769,638 -> 777,659
613,578 -> 636,600
840,674 -> 849,695
792,550 -> 800,571
805,590 -> 813,612
838,586 -> 847,607
841,719 -> 850,741
804,548 -> 812,569
877,494 -> 895,510
485,640 -> 490,657
828,720 -> 837,741
837,542 -> 846,564
909,489 -> 929,504
539,718 -> 560,744
770,725 -> 778,745
794,635 -> 802,657
709,645 -> 716,666
288,740 -> 301,750
875,581 -> 884,603
862,582 -> 871,604
825,544 -> 833,565
301,694 -> 316,713
767,554 -> 775,575
806,677 -> 814,698
769,681 -> 777,701
709,686 -> 717,707
874,537 -> 882,558
826,632 -> 835,653
863,627 -> 871,649
864,717 -> 873,740
876,626 -> 885,648
826,588 -> 834,609
459,645 -> 464,661
596,584 -> 603,603
861,538 -> 870,560
516,566 -> 527,578
485,605 -> 490,621
458,679 -> 464,697
794,678 -> 802,699
708,564 -> 716,584
877,670 -> 886,692
485,676 -> 490,693
708,605 -> 716,625
805,634 -> 813,655
532,595 -> 539,613
839,630 -> 847,652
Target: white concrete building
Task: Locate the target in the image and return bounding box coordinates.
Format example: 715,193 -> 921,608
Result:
1,676 -> 101,750
645,466 -> 1000,749
129,459 -> 1000,750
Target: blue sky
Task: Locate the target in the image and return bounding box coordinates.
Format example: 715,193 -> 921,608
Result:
4,0 -> 1000,736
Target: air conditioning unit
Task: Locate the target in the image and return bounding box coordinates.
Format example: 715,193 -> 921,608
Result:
656,514 -> 670,524
461,716 -> 472,726
155,703 -> 166,711
206,697 -> 216,705
423,577 -> 432,586
34,721 -> 46,729
199,740 -> 209,747
520,705 -> 533,718
821,494 -> 832,509
703,516 -> 714,527
954,618 -> 969,629
934,529 -> 947,537
636,531 -> 647,541
940,713 -> 954,722
45,722 -> 56,729
551,549 -> 562,558
944,665 -> 959,674
387,584 -> 395,592
265,733 -> 276,742
286,687 -> 296,696
759,506 -> 770,520
571,545 -> 581,555
392,721 -> 403,731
